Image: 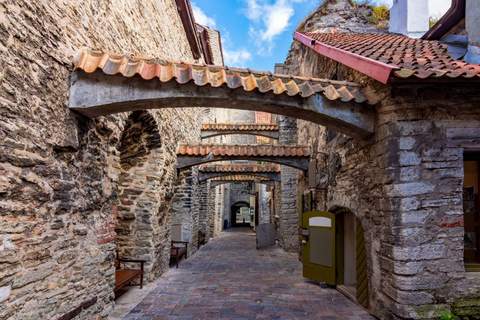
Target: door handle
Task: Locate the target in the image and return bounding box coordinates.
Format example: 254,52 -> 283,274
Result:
302,240 -> 307,245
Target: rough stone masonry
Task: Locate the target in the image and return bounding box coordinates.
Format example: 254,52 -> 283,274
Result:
286,0 -> 480,319
0,1 -> 208,319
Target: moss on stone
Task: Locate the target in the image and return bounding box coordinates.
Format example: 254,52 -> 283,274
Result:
452,297 -> 480,317
411,305 -> 452,319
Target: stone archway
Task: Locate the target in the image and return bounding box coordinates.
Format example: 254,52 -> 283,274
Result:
231,201 -> 251,227
116,110 -> 163,281
69,51 -> 376,139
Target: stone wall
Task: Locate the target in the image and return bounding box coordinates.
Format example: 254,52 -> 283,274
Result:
0,0 -> 204,319
287,35 -> 480,320
198,180 -> 211,240
215,185 -> 225,235
296,0 -> 384,36
278,116 -> 301,252
171,166 -> 200,257
223,184 -> 232,226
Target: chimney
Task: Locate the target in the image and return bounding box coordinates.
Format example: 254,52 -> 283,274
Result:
465,0 -> 480,63
389,0 -> 430,38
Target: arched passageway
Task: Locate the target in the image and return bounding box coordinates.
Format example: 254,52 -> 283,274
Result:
116,110 -> 164,280
230,201 -> 250,227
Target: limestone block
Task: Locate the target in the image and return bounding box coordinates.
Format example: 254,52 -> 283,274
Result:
399,152 -> 422,167
384,182 -> 435,197
12,266 -> 54,289
399,137 -> 416,150
392,245 -> 446,261
0,285 -> 11,303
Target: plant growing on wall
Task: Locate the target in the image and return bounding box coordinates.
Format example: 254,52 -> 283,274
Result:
441,313 -> 459,320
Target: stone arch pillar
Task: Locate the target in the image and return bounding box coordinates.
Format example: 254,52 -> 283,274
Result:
279,115 -> 300,252
171,166 -> 200,256
116,110 -> 163,281
199,180 -> 212,240
207,186 -> 216,239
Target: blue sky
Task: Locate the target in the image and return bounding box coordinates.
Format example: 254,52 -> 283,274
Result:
191,0 -> 451,72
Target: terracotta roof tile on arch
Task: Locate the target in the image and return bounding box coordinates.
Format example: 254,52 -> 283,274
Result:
211,176 -> 272,182
177,144 -> 310,157
74,50 -> 374,104
199,164 -> 280,173
201,123 -> 279,131
295,32 -> 480,83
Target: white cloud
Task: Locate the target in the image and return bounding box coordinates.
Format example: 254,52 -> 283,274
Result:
244,0 -> 263,21
242,0 -> 306,56
223,49 -> 253,67
221,31 -> 253,67
191,2 -> 216,28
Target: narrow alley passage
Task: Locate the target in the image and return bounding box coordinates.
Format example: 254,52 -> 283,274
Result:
121,228 -> 374,319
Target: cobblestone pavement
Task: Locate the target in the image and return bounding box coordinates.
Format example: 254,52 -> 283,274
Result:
123,228 -> 374,319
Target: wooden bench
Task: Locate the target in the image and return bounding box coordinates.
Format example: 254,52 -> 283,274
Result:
198,230 -> 206,249
114,251 -> 146,292
170,240 -> 188,268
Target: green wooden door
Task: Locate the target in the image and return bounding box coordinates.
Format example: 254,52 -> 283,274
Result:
356,217 -> 369,309
302,211 -> 336,285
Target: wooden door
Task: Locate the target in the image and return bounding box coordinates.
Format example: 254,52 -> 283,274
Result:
356,217 -> 369,308
302,211 -> 336,285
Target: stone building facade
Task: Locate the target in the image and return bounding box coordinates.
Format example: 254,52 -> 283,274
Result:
0,0 -> 227,319
283,0 -> 480,318
5,0 -> 479,319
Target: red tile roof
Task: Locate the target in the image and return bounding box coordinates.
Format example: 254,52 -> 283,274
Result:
177,144 -> 310,157
211,176 -> 272,182
295,32 -> 480,84
201,123 -> 278,131
199,164 -> 280,173
74,50 -> 373,103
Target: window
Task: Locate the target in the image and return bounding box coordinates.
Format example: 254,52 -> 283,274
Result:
464,153 -> 480,271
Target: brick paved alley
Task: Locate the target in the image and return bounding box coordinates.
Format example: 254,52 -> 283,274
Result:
121,228 -> 374,319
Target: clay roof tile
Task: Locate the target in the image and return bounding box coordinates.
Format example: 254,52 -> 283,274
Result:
178,144 -> 310,157
297,32 -> 480,81
74,50 -> 374,104
201,123 -> 279,131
